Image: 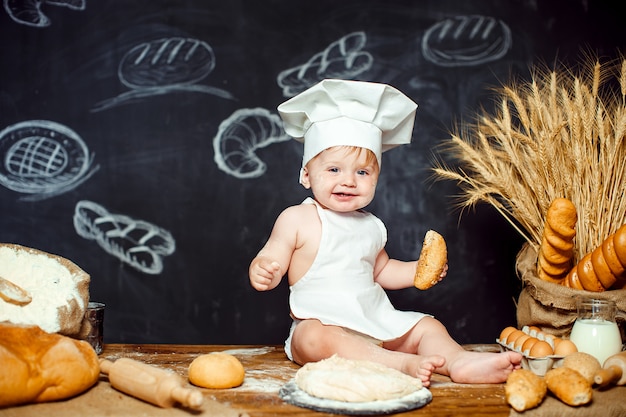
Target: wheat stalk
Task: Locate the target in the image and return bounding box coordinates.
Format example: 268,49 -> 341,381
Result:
432,55 -> 626,261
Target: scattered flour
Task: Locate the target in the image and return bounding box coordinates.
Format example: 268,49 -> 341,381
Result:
0,246 -> 85,333
222,347 -> 274,356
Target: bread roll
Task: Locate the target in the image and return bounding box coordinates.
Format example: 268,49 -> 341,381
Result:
414,230 -> 447,290
545,367 -> 592,406
563,267 -> 584,290
0,323 -> 100,407
576,253 -> 605,292
563,223 -> 626,291
562,352 -> 601,384
602,237 -> 625,277
188,353 -> 245,389
505,369 -> 547,412
537,198 -> 577,283
614,224 -> 626,265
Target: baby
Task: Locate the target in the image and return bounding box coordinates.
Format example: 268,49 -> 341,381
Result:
249,79 -> 521,386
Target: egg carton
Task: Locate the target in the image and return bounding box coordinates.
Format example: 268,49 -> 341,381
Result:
496,326 -> 565,376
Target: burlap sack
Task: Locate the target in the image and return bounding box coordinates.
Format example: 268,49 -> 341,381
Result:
515,243 -> 626,337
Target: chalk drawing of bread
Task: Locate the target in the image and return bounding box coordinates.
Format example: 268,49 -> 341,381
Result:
4,0 -> 85,28
119,37 -> 216,88
73,200 -> 175,275
0,120 -> 98,201
421,15 -> 511,67
277,31 -> 374,97
213,108 -> 290,179
92,37 -> 234,112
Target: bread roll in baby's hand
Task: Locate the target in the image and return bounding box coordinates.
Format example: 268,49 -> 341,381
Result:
414,230 -> 447,290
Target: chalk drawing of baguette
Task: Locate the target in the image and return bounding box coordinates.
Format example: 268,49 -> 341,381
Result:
73,200 -> 175,275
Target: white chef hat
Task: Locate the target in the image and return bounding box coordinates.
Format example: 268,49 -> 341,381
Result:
277,79 -> 417,182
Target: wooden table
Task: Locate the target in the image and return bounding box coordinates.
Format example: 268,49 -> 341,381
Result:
3,344 -> 624,417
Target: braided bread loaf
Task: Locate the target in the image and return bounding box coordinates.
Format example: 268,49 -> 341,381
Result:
564,224 -> 626,291
537,198 -> 577,283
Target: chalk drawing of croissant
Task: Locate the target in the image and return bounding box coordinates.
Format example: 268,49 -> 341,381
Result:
92,37 -> 235,112
213,108 -> 290,179
73,200 -> 176,275
3,0 -> 85,27
277,31 -> 374,97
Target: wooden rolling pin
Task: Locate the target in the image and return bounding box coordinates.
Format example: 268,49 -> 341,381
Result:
100,358 -> 204,409
594,351 -> 626,388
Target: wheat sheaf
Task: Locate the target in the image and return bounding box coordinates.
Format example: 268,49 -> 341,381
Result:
432,54 -> 626,262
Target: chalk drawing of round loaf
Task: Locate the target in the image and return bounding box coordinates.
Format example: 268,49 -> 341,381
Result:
0,120 -> 98,201
4,0 -> 85,28
421,15 -> 511,67
92,37 -> 235,112
73,200 -> 175,275
277,31 -> 373,97
213,108 -> 290,179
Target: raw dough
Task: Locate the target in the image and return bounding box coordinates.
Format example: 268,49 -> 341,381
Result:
295,355 -> 422,402
188,353 -> 245,389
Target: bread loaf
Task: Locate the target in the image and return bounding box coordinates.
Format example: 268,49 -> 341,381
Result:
544,367 -> 592,406
0,243 -> 90,337
0,323 -> 100,407
505,369 -> 547,412
563,223 -> 626,291
414,230 -> 447,290
537,198 -> 577,283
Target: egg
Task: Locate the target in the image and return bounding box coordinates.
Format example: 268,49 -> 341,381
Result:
521,337 -> 539,354
529,340 -> 553,357
554,339 -> 578,356
506,330 -> 526,345
527,325 -> 541,336
498,326 -> 517,342
513,334 -> 531,351
543,334 -> 556,347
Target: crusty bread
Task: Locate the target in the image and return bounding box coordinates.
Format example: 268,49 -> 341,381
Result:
414,230 -> 447,290
562,352 -> 601,384
537,198 -> 577,283
0,243 -> 90,337
0,323 -> 100,407
545,367 -> 592,406
505,369 -> 547,412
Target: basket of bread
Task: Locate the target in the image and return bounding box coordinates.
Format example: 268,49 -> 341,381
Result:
432,54 -> 626,336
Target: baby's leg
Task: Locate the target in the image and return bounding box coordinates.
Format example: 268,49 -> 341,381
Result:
290,319 -> 444,387
398,317 -> 523,384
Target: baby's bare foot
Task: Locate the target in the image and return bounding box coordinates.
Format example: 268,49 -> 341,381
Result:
402,355 -> 445,387
447,350 -> 522,384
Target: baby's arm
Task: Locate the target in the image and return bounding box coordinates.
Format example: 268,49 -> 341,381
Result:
373,249 -> 448,290
249,206 -> 300,291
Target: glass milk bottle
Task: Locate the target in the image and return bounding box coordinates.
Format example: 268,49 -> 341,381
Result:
569,297 -> 624,366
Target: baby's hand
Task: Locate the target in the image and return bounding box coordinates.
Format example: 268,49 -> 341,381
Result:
440,263 -> 449,279
249,258 -> 282,291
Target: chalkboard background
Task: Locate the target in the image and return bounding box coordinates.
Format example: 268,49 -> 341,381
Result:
0,0 -> 623,345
